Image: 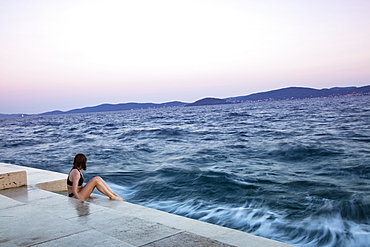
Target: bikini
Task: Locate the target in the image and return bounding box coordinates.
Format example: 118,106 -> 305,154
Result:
67,169 -> 84,197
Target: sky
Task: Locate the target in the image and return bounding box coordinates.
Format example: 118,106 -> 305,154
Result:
1,0 -> 369,114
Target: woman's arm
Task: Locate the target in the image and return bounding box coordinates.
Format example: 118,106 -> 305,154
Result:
71,169 -> 83,200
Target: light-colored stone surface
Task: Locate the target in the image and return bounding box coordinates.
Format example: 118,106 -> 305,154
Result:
34,229 -> 134,247
142,232 -> 233,247
0,163 -> 295,247
0,193 -> 24,210
0,170 -> 27,189
0,195 -> 88,246
2,188 -> 105,219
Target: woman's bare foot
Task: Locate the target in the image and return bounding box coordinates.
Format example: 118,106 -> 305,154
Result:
110,195 -> 125,201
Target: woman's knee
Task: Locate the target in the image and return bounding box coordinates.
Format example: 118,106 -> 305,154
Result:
92,176 -> 103,183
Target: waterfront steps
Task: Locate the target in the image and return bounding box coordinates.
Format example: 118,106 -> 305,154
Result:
0,163 -> 293,246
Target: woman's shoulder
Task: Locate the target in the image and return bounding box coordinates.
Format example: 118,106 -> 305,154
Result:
70,168 -> 81,176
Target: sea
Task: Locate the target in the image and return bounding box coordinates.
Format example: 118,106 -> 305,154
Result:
1,96 -> 369,247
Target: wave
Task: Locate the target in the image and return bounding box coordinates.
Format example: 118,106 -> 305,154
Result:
228,112 -> 253,117
122,127 -> 188,138
129,191 -> 370,247
97,164 -> 370,247
267,142 -> 343,162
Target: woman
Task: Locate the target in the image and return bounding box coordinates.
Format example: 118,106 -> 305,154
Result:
67,153 -> 125,201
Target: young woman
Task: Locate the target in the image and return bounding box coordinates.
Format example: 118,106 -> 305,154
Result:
67,153 -> 125,201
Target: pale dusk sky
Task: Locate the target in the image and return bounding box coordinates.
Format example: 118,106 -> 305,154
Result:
1,0 -> 369,114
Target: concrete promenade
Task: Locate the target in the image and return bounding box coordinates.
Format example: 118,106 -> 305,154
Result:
0,163 -> 294,246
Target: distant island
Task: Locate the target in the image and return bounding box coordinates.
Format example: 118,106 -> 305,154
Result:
1,85 -> 369,118
39,101 -> 185,116
226,85 -> 370,102
185,98 -> 232,107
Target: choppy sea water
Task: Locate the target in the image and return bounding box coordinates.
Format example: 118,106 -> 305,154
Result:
1,96 -> 370,247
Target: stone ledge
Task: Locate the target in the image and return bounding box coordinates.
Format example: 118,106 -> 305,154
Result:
0,171 -> 27,190
36,179 -> 67,191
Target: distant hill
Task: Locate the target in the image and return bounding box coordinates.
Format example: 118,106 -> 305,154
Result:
185,97 -> 232,107
226,85 -> 370,102
1,85 -> 369,118
39,101 -> 186,116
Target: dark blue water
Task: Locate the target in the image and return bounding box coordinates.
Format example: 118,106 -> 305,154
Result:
1,96 -> 370,247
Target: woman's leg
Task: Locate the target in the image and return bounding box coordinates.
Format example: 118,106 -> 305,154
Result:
78,176 -> 124,201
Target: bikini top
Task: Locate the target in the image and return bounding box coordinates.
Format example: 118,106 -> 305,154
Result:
67,169 -> 84,186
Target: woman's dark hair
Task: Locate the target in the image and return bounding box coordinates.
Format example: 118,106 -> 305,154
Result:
73,153 -> 87,170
